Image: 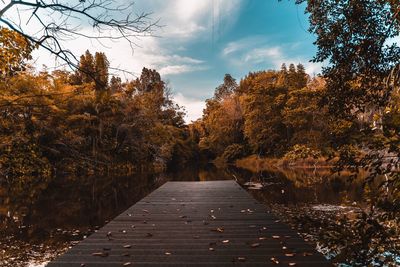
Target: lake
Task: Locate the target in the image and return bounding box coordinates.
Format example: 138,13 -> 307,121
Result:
0,164 -> 367,266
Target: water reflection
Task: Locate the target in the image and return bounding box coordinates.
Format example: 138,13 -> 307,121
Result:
1,173 -> 162,249
167,164 -> 365,206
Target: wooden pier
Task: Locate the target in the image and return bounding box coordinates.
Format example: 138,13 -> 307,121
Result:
47,180 -> 331,266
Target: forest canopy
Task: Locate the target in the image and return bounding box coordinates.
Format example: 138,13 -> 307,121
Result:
0,29 -> 196,197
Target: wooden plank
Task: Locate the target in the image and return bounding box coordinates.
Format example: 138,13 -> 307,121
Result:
47,180 -> 332,266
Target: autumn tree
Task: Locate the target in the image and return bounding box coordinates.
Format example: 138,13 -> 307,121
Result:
199,74 -> 244,159
94,52 -> 109,91
295,0 -> 400,264
0,27 -> 33,77
241,70 -> 288,156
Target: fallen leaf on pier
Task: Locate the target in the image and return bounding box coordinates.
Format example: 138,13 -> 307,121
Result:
211,227 -> 224,233
270,257 -> 279,264
289,263 -> 297,266
165,252 -> 171,255
142,209 -> 149,213
259,237 -> 267,240
92,252 -> 109,257
123,262 -> 132,266
123,245 -> 132,249
222,239 -> 229,243
272,235 -> 280,239
303,252 -> 313,256
285,253 -> 295,257
236,256 -> 247,262
250,242 -> 260,248
209,247 -> 215,251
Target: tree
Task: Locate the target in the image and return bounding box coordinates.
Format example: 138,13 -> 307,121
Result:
213,74 -> 238,101
241,70 -> 288,156
199,75 -> 243,157
296,0 -> 400,264
0,27 -> 33,77
0,0 -> 157,70
94,52 -> 109,90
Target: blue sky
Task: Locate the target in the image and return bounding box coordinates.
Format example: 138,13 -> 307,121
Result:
32,0 -> 320,122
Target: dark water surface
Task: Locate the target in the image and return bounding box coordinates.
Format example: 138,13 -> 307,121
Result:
0,164 -> 364,266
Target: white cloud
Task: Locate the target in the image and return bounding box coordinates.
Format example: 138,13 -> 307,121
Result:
244,47 -> 283,63
159,65 -> 208,76
221,36 -> 322,75
173,93 -> 206,122
222,36 -> 266,56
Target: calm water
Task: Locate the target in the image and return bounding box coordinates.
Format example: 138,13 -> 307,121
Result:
0,164 -> 364,266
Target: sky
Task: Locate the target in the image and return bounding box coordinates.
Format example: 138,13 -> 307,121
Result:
29,0 -> 320,122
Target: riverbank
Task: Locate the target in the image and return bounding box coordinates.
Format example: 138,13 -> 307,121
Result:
236,155 -> 336,173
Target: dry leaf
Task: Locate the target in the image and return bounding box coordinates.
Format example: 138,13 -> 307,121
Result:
250,243 -> 260,248
303,252 -> 313,256
222,239 -> 229,243
123,262 -> 132,266
259,237 -> 267,240
270,257 -> 279,264
289,263 -> 297,266
123,245 -> 132,249
272,235 -> 280,239
209,247 -> 215,251
285,253 -> 295,257
165,252 -> 171,255
92,252 -> 109,257
237,256 -> 246,262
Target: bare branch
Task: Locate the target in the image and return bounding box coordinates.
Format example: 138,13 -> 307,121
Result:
0,0 -> 158,70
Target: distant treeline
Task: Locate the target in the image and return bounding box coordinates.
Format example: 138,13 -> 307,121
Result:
190,63 -> 393,164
